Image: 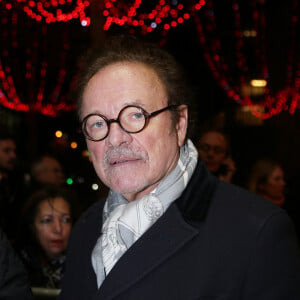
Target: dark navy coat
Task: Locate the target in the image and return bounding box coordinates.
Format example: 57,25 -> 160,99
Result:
60,161 -> 300,299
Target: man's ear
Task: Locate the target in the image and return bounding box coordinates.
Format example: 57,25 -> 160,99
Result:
175,105 -> 188,147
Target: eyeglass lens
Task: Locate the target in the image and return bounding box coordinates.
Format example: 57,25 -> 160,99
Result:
83,106 -> 147,141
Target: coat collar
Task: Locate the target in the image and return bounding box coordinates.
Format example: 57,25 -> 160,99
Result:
176,160 -> 217,221
94,204 -> 199,300
92,160 -> 217,299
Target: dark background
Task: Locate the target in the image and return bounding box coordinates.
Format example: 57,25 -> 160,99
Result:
0,0 -> 299,192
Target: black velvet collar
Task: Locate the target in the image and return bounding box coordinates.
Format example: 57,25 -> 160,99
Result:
176,160 -> 217,221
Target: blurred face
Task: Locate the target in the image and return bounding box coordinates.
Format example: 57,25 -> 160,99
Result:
81,62 -> 187,201
37,157 -> 65,186
259,166 -> 286,201
0,139 -> 17,174
34,197 -> 72,259
198,132 -> 227,173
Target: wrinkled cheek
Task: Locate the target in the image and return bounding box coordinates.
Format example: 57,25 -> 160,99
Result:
93,162 -> 110,187
87,143 -> 104,165
87,150 -> 106,181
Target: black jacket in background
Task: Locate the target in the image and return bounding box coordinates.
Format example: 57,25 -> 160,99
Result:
0,228 -> 33,300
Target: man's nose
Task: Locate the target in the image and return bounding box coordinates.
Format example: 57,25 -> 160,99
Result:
105,122 -> 132,147
207,148 -> 215,156
9,150 -> 17,159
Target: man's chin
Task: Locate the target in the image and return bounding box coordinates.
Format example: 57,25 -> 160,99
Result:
110,180 -> 149,201
112,184 -> 141,196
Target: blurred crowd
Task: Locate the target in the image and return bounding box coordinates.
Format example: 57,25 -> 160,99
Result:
0,129 -> 109,295
196,129 -> 300,238
0,123 -> 299,295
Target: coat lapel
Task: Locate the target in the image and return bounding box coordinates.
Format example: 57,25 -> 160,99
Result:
94,204 -> 199,299
79,201 -> 105,294
92,160 -> 217,299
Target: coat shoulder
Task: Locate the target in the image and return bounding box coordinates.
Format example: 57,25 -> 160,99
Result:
213,181 -> 286,222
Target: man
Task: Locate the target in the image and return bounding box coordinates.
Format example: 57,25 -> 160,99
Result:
197,130 -> 236,183
61,36 -> 300,299
0,131 -> 24,239
0,132 -> 17,177
30,154 -> 65,188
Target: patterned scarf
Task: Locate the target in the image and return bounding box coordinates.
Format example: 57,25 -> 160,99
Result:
91,139 -> 198,288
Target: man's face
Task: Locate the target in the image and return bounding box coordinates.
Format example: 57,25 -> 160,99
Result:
81,62 -> 187,201
37,157 -> 65,186
198,132 -> 227,173
0,139 -> 17,173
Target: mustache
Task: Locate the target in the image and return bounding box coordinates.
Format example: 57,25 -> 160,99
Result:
103,146 -> 148,164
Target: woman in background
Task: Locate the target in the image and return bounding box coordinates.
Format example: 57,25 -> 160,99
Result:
16,187 -> 78,289
247,158 -> 286,207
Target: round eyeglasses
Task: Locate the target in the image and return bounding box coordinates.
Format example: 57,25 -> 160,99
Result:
81,104 -> 179,142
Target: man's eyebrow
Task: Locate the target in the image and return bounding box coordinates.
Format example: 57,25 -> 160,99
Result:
81,100 -> 151,121
123,100 -> 145,107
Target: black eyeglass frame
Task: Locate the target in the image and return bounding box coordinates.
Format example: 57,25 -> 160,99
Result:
81,104 -> 180,142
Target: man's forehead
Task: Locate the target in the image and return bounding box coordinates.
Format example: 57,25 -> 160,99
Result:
88,61 -> 161,88
0,139 -> 16,150
82,61 -> 168,116
201,132 -> 227,146
43,157 -> 61,167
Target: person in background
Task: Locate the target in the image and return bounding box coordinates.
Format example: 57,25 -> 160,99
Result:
16,187 -> 77,289
0,130 -> 26,240
0,227 -> 33,299
30,155 -> 65,189
60,35 -> 300,299
0,131 -> 17,177
197,129 -> 236,183
247,158 -> 286,207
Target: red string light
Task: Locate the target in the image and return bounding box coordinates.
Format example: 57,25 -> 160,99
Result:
194,0 -> 300,119
0,6 -> 80,116
102,0 -> 205,33
0,0 -> 206,116
1,0 -> 298,119
1,0 -> 90,25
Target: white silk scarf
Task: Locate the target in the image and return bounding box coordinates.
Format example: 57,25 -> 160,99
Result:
91,139 -> 198,288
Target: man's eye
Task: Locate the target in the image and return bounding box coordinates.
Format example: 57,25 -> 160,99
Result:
131,112 -> 144,120
92,120 -> 105,129
214,147 -> 223,154
200,144 -> 209,151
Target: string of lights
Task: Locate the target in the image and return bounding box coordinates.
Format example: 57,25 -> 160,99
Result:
1,0 -> 91,26
101,0 -> 205,33
0,0 -> 299,118
194,0 -> 299,119
0,5 -> 79,116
